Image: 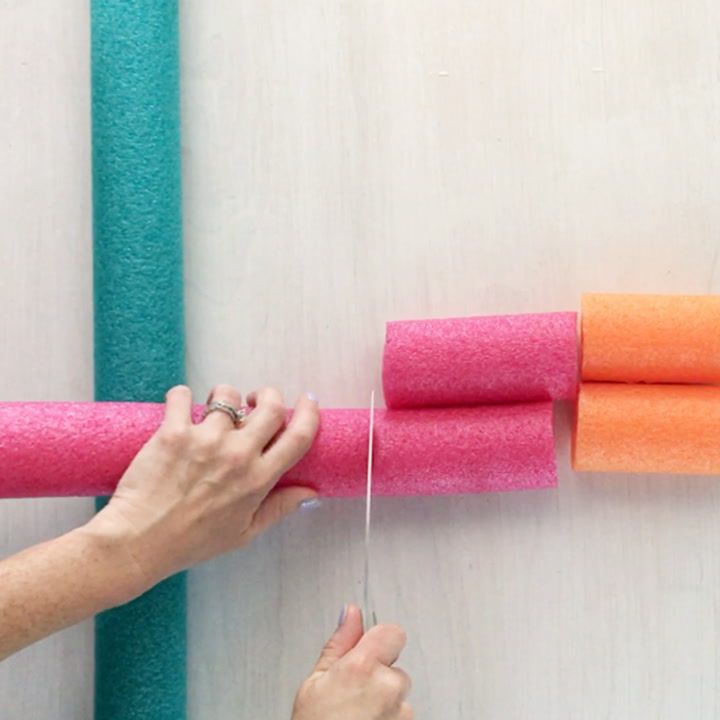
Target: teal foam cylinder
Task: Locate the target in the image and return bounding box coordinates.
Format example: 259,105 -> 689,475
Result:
92,1 -> 186,718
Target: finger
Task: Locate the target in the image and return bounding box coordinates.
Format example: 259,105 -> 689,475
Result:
374,667 -> 412,711
351,624 -> 407,667
203,384 -> 243,432
248,486 -> 318,538
163,385 -> 192,430
262,393 -> 319,474
399,702 -> 414,720
238,386 -> 287,449
387,667 -> 412,699
314,604 -> 364,673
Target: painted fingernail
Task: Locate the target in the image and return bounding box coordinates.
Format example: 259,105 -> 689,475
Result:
338,605 -> 347,627
298,498 -> 322,512
306,391 -> 318,403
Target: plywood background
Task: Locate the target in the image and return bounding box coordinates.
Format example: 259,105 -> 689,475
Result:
2,2 -> 720,717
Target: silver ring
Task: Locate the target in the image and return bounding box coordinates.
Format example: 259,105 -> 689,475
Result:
203,400 -> 246,428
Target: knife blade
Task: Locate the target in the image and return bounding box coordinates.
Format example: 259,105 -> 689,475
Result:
363,390 -> 377,630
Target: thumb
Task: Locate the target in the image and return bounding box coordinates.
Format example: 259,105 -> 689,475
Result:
250,486 -> 318,537
314,604 -> 364,673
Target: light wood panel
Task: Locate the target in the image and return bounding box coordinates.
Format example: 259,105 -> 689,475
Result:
3,1 -> 720,717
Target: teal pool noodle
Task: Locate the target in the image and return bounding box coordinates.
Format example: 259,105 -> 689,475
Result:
92,1 -> 186,718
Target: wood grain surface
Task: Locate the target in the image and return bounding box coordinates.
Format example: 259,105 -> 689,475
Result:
2,1 -> 720,717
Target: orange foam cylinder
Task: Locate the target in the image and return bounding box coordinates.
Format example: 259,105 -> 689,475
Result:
573,383 -> 720,475
581,293 -> 720,384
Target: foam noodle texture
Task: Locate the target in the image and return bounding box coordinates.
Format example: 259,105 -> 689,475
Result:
581,293 -> 720,384
383,312 -> 578,409
573,383 -> 720,474
0,402 -> 558,497
93,0 -> 184,400
92,1 -> 185,716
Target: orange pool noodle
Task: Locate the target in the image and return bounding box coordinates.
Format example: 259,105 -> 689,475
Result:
581,293 -> 720,384
573,383 -> 720,475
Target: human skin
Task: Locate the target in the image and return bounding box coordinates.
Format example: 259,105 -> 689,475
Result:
0,383 -> 320,660
293,605 -> 413,720
0,383 -> 413,718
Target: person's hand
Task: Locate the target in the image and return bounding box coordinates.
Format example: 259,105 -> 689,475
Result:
82,384 -> 320,601
292,605 -> 413,720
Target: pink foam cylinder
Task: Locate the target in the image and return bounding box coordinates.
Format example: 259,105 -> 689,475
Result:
0,401 -> 557,498
383,312 -> 578,408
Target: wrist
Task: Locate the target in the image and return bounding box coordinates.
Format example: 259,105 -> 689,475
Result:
72,520 -> 153,608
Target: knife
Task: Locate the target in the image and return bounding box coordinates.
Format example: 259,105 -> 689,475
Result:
363,390 -> 377,630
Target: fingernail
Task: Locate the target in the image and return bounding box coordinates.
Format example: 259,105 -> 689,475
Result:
206,389 -> 214,403
338,605 -> 347,627
306,391 -> 318,403
298,498 -> 322,512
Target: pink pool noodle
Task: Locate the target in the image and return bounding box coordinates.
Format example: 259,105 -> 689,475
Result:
0,402 -> 557,498
383,312 -> 578,408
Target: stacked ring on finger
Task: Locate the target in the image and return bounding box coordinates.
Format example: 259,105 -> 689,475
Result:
203,399 -> 246,428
